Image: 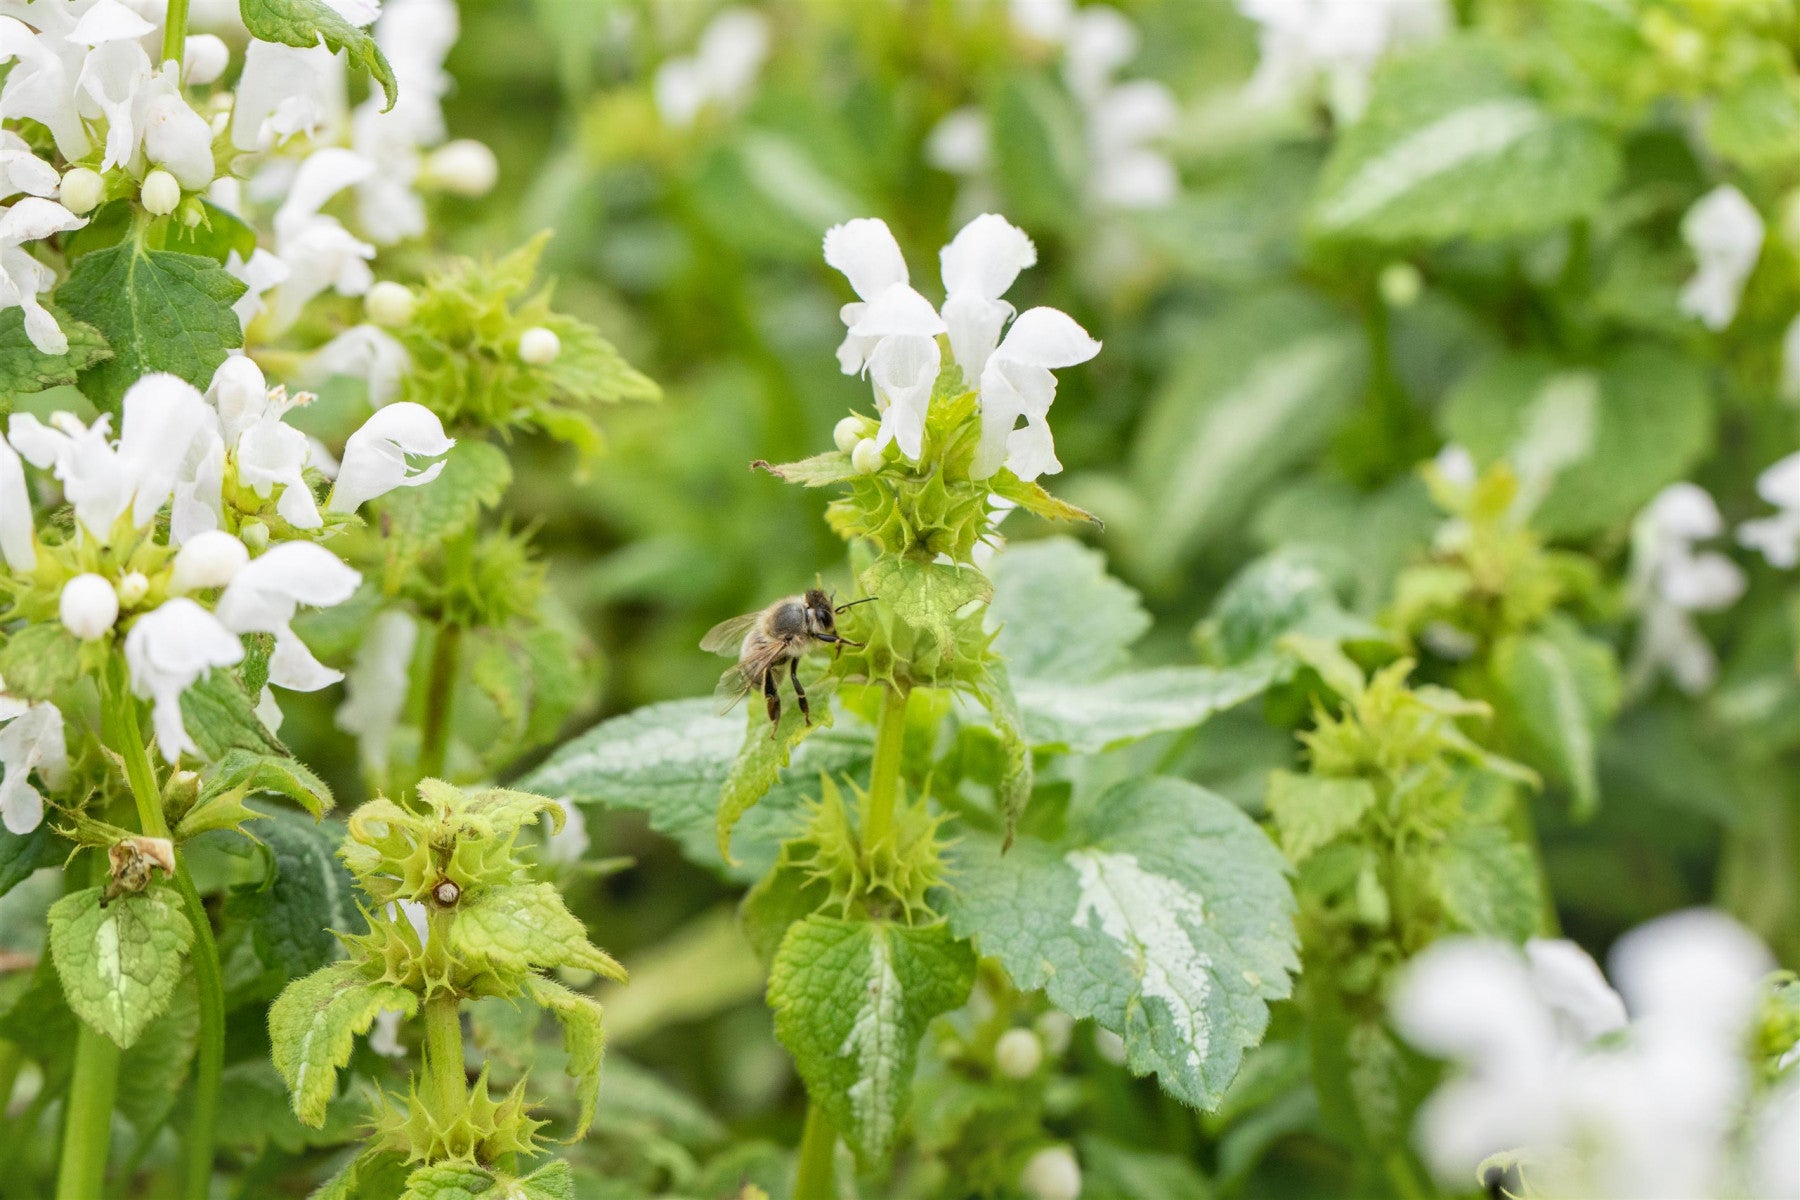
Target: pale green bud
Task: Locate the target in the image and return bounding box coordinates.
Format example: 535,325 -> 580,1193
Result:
140,169 -> 180,216
1379,262 -> 1422,308
1021,1145 -> 1082,1200
995,1027 -> 1044,1079
833,416 -> 865,453
852,437 -> 883,475
519,326 -> 561,365
366,281 -> 416,328
59,167 -> 104,216
60,574 -> 119,640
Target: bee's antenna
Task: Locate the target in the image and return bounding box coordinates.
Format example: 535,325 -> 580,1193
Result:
835,596 -> 878,613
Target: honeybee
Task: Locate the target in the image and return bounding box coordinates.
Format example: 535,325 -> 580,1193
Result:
702,589 -> 874,735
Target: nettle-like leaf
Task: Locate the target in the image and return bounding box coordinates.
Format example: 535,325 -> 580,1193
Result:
0,822 -> 58,899
1012,663 -> 1282,755
449,880 -> 626,987
1126,290 -> 1366,580
56,241 -> 246,409
1439,346 -> 1711,539
1489,617 -> 1621,820
523,698 -> 874,882
0,622 -> 84,702
269,961 -> 418,1126
398,1160 -> 573,1200
0,305 -> 109,397
1265,771 -> 1379,864
1308,37 -> 1620,243
1434,825 -> 1541,942
945,777 -> 1299,1109
230,805 -> 365,978
116,974 -> 199,1137
180,667 -> 287,760
767,916 -> 975,1167
379,439 -> 512,567
1200,553 -> 1393,667
239,0 -> 397,108
859,557 -> 992,651
520,974 -> 605,1139
193,748 -> 334,823
48,884 -> 195,1048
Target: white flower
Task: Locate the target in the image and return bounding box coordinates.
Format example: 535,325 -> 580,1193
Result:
207,356 -> 322,529
1740,452 -> 1800,569
940,212 -> 1037,379
230,40 -> 346,151
169,529 -> 249,593
1680,185 -> 1764,332
182,33 -> 229,86
305,324 -> 411,407
225,247 -> 290,332
0,694 -> 67,834
973,306 -> 1101,480
325,402 -> 454,514
0,131 -> 59,202
1235,0 -> 1449,123
995,1027 -> 1044,1079
0,436 -> 36,572
1395,912 -> 1787,1200
268,148 -> 377,331
0,197 -> 88,353
1626,483 -> 1744,695
925,107 -> 990,177
652,6 -> 770,128
59,573 -> 119,640
1060,7 -> 1178,209
214,542 -> 361,691
125,596 -> 246,761
334,607 -> 416,771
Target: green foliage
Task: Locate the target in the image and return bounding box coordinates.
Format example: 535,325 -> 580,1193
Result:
57,241 -> 246,409
48,884 -> 194,1048
0,306 -> 109,397
269,962 -> 418,1126
238,0 -> 397,107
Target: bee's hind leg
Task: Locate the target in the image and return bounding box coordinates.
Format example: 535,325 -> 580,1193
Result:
763,671 -> 781,738
791,658 -> 811,726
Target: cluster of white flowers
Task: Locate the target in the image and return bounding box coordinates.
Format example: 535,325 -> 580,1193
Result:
928,1 -> 1178,214
651,5 -> 770,129
1393,910 -> 1798,1200
1680,184 -> 1765,332
1233,0 -> 1449,123
823,212 -> 1099,482
0,361 -> 450,805
1627,482 -> 1745,695
1740,452 -> 1800,569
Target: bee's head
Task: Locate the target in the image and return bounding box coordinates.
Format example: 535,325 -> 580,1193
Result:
802,588 -> 836,635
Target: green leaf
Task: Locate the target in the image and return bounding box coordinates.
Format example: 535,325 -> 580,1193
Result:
194,748 -> 333,822
1434,825 -> 1542,941
1079,1134 -> 1216,1200
47,884 -> 194,1048
449,880 -> 625,985
380,439 -> 512,560
233,805 -> 363,977
239,0 -> 397,108
944,777 -> 1299,1109
1202,554 -> 1392,667
751,451 -> 858,488
163,201 -> 259,265
1015,662 -> 1281,753
768,916 -> 975,1166
990,74 -> 1086,234
269,961 -> 417,1126
859,557 -> 992,651
0,306 -> 109,396
986,471 -> 1101,527
1127,290 -> 1366,579
978,662 -> 1033,844
988,537 -> 1149,683
0,623 -> 84,701
1710,64 -> 1800,168
1264,771 -> 1377,864
116,973 -> 199,1136
1439,346 -> 1711,538
715,688 -> 837,865
521,974 -> 605,1139
56,241 -> 246,409
1491,620 -> 1620,819
521,699 -> 874,883
0,821 -> 58,899
179,665 -> 286,761
399,1164 -> 493,1200
1308,38 -> 1620,242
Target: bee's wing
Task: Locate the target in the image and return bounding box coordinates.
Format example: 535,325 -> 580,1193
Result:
714,638 -> 790,715
700,612 -> 760,656
714,665 -> 754,715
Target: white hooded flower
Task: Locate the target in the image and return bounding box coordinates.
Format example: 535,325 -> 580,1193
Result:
207,356 -> 322,529
1739,452 -> 1800,569
230,39 -> 346,151
305,324 -> 411,407
1679,186 -> 1764,332
1626,483 -> 1744,695
0,130 -> 59,202
214,541 -> 361,691
0,436 -> 36,572
0,197 -> 88,354
334,607 -> 416,771
325,402 -> 453,514
939,213 -> 1037,379
1060,7 -> 1178,209
225,247 -> 291,332
1235,0 -> 1449,123
973,306 -> 1101,480
169,528 -> 250,594
0,694 -> 67,834
125,596 -> 246,761
268,149 -> 377,331
653,6 -> 770,128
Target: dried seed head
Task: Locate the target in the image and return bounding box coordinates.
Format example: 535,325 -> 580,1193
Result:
433,880 -> 460,906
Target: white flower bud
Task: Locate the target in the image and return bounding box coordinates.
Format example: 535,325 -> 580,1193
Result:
833,416 -> 865,454
1020,1145 -> 1082,1200
1379,262 -> 1423,309
365,281 -> 416,328
117,572 -> 149,607
240,520 -> 270,553
1093,1027 -> 1127,1065
995,1027 -> 1044,1079
425,139 -> 499,197
518,326 -> 561,366
60,574 -> 119,641
852,438 -> 883,475
183,34 -> 230,85
1035,1010 -> 1075,1058
170,530 -> 249,594
60,168 -> 105,216
141,169 -> 180,216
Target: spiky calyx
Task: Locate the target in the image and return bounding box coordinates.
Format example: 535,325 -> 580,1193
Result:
374,1067 -> 545,1165
792,776 -> 953,924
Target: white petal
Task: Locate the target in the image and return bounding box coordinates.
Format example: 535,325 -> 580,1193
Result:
940,212 -> 1036,302
1608,908 -> 1772,1036
1523,938 -> 1627,1044
268,624 -> 343,691
823,217 -> 909,302
1757,452 -> 1800,510
124,598 -> 244,762
868,334 -> 939,461
334,608 -> 416,771
0,196 -> 87,244
848,281 -> 946,339
1391,938 -> 1554,1065
327,402 -> 453,513
940,291 -> 1012,382
0,436 -> 35,572
994,306 -> 1102,369
143,85 -> 215,190
1647,482 -> 1724,541
169,530 -> 249,593
119,373 -> 214,527
215,541 -> 361,634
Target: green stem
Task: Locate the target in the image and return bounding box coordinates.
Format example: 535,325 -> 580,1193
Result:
57,855 -> 120,1200
861,685 -> 909,849
792,1100 -> 838,1200
422,994 -> 466,1119
161,0 -> 188,66
419,623 -> 463,783
103,669 -> 224,1200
